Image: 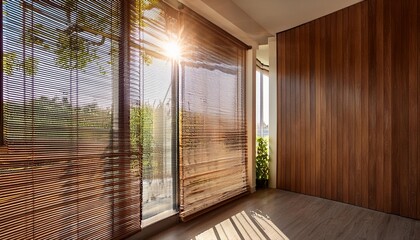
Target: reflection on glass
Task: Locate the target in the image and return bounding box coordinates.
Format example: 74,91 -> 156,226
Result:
136,5 -> 178,223
139,58 -> 176,222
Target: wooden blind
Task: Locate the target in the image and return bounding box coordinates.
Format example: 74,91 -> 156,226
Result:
0,0 -> 173,238
178,7 -> 248,220
133,1 -> 179,222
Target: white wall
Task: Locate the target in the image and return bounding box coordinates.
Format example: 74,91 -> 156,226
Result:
268,37 -> 277,188
247,48 -> 257,192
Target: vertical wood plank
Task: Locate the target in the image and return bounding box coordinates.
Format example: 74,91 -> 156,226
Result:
295,27 -> 302,194
391,0 -> 408,216
336,10 -> 344,202
375,0 -> 385,212
417,0 -> 420,219
354,4 -> 363,207
383,0 -> 393,214
285,31 -> 291,190
347,5 -> 356,206
281,33 -> 287,190
291,29 -> 297,192
342,7 -> 350,204
309,22 -> 317,197
315,18 -> 321,197
304,24 -> 311,196
408,0 -> 418,219
330,12 -> 338,201
368,0 -> 378,210
325,16 -> 332,200
299,25 -> 306,194
320,17 -> 327,199
278,33 -> 286,189
361,1 -> 370,209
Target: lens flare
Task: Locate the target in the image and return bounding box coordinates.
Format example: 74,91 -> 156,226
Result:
164,41 -> 181,59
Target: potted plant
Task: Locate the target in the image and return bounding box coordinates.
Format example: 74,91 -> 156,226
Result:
256,137 -> 270,189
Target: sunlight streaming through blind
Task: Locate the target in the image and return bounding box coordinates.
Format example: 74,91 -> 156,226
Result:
0,0 -> 173,238
179,7 -> 248,220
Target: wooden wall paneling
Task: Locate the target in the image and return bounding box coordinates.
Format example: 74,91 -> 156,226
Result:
336,10 -> 344,202
320,17 -> 327,199
293,27 -> 302,192
290,30 -> 296,191
297,28 -> 302,194
342,8 -> 350,204
418,0 -> 420,219
368,0 -> 378,210
391,0 -> 409,217
276,0 -> 419,220
315,18 -> 321,197
309,22 -> 317,197
291,29 -> 297,192
354,3 -> 363,207
285,31 -> 291,190
408,0 -> 418,219
304,24 -> 311,197
375,0 -> 385,212
360,1 -> 370,209
383,0 -> 392,214
347,4 -> 357,206
279,33 -> 286,189
304,24 -> 310,195
325,15 -> 332,200
298,23 -> 307,194
330,12 -> 338,201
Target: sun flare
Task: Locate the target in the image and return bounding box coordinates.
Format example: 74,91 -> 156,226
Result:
164,41 -> 181,59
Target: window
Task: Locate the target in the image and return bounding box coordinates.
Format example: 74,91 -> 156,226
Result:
1,0 -> 177,238
1,1 -> 248,238
256,61 -> 269,137
178,7 -> 248,220
136,3 -> 178,225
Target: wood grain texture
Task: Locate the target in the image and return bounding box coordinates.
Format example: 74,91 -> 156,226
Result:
418,0 -> 420,220
147,190 -> 420,240
361,1 -> 369,210
276,0 -> 420,220
408,0 -> 418,220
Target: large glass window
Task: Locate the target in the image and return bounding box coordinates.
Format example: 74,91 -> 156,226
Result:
1,1 -> 248,238
132,3 -> 179,225
256,65 -> 269,137
1,0 -> 178,238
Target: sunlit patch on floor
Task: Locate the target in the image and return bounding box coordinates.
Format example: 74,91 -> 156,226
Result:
192,210 -> 289,240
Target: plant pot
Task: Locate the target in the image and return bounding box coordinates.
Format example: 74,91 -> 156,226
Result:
256,179 -> 268,189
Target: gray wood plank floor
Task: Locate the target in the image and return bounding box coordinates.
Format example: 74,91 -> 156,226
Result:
147,189 -> 420,240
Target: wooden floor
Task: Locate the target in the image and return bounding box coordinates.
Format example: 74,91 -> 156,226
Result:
148,189 -> 420,240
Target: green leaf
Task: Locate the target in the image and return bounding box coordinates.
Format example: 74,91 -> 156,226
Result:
256,136 -> 270,180
3,52 -> 17,76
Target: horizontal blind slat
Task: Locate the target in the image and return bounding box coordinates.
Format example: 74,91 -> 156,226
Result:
179,7 -> 248,220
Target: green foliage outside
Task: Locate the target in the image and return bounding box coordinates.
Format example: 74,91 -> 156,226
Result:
256,136 -> 269,181
5,96 -> 158,179
5,96 -> 111,141
130,105 -> 155,179
2,0 -> 159,76
2,0 -> 167,179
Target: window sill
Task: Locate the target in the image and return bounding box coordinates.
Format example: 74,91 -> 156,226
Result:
141,209 -> 178,228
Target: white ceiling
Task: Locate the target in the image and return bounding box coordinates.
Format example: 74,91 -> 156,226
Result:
231,0 -> 363,36
180,0 -> 363,45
